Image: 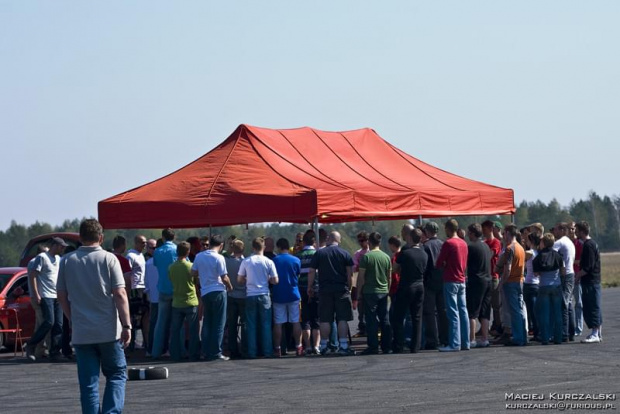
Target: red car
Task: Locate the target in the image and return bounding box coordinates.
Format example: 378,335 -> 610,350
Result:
19,232 -> 81,267
0,267 -> 35,349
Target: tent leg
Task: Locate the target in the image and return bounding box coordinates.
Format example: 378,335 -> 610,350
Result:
418,215 -> 423,227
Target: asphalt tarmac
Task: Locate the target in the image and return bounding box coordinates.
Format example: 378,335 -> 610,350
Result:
1,288 -> 618,413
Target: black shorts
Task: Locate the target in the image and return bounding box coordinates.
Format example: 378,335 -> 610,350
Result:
300,289 -> 320,330
466,279 -> 491,320
318,291 -> 354,323
129,288 -> 148,315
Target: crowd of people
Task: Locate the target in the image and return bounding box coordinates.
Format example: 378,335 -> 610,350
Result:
22,217 -> 604,413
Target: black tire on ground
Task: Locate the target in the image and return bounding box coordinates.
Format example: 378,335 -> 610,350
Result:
127,366 -> 169,381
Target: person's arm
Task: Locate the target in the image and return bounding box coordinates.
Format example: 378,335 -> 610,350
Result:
435,245 -> 447,270
268,262 -> 279,285
113,287 -> 131,348
58,290 -> 71,321
357,268 -> 365,294
29,270 -> 41,305
237,261 -> 247,285
346,266 -> 353,292
191,269 -> 199,278
387,263 -> 392,292
308,268 -> 316,298
221,274 -> 233,291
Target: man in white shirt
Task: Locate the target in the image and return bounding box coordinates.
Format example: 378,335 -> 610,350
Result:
126,235 -> 147,351
238,237 -> 279,358
26,237 -> 67,361
191,235 -> 233,361
143,238 -> 160,357
553,222 -> 577,341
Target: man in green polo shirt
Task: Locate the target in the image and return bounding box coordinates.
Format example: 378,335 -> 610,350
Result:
358,232 -> 392,355
168,242 -> 200,361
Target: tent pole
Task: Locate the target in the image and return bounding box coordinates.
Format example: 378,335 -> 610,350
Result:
209,225 -> 212,238
418,215 -> 423,227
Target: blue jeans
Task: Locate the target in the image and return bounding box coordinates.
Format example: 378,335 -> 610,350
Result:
573,281 -> 583,335
245,294 -> 273,358
201,291 -> 227,359
443,282 -> 469,350
536,285 -> 563,344
561,273 -> 575,338
171,306 -> 200,361
74,341 -> 127,414
28,297 -> 63,355
152,293 -> 173,358
147,302 -> 158,354
503,282 -> 527,345
363,293 -> 392,352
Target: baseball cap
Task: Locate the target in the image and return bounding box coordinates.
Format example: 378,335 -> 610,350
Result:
493,221 -> 503,230
51,237 -> 69,247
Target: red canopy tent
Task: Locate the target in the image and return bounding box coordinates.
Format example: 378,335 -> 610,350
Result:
98,124 -> 515,229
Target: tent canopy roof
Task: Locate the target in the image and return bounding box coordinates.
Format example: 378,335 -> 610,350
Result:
98,124 -> 515,229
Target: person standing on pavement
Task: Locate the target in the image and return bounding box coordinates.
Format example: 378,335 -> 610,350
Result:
57,219 -> 131,414
308,231 -> 355,356
152,228 -> 177,358
575,221 -> 603,344
25,237 -> 67,361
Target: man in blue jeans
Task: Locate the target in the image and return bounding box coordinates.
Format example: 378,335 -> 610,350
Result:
152,228 -> 177,358
25,237 -> 67,361
192,235 -> 233,361
238,237 -> 279,358
58,219 -> 131,414
435,219 -> 470,352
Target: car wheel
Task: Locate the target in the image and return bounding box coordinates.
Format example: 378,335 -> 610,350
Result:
127,366 -> 169,380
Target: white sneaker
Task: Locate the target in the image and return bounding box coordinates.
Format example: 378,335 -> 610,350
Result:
581,334 -> 601,344
470,341 -> 477,348
475,340 -> 490,348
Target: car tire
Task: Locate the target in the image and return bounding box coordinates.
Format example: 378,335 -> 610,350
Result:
127,366 -> 169,381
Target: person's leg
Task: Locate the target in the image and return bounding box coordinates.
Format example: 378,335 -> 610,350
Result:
357,294 -> 366,335
258,294 -> 273,357
408,284 -> 424,352
390,290 -> 408,352
74,344 -> 102,414
169,307 -> 184,361
152,293 -> 172,358
363,293 -> 379,351
31,301 -> 46,358
536,287 -> 551,344
435,281 -> 449,347
201,294 -> 212,358
213,291 -> 227,358
457,283 -> 470,349
100,341 -> 128,414
442,282 -> 459,350
477,279 -> 492,344
226,296 -> 239,356
187,306 -> 200,360
561,273 -> 575,340
27,297 -> 54,351
490,277 -> 503,333
466,281 -> 481,343
422,286 -> 439,349
573,280 -> 583,335
288,301 -> 302,351
523,283 -> 535,334
377,294 -> 391,353
147,302 -> 158,355
245,296 -> 258,358
506,282 -> 527,345
550,286 -> 563,344
49,299 -> 64,356
272,323 -> 283,354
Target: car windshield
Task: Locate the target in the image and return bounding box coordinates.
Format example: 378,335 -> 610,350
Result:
0,274 -> 13,291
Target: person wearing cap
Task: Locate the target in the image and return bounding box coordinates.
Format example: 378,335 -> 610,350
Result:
25,237 -> 68,361
422,221 -> 448,349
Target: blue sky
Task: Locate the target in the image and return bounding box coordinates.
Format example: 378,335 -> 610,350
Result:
1,1 -> 619,230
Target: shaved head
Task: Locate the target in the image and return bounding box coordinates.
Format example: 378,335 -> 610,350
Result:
401,224 -> 414,240
330,231 -> 341,244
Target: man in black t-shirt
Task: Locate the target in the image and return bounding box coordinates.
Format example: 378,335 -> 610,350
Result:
422,221 -> 448,349
308,231 -> 355,356
392,228 -> 428,353
575,221 -> 603,344
466,223 -> 492,348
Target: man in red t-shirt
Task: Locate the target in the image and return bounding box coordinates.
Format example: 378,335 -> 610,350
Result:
482,220 -> 503,336
436,219 -> 469,352
112,236 -> 133,295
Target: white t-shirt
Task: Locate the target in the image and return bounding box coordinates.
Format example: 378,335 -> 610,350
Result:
192,250 -> 228,296
34,252 -> 60,299
238,254 -> 278,297
144,257 -> 159,303
553,236 -> 576,273
126,249 -> 146,289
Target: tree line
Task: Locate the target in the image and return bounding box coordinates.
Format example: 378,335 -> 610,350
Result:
1,191 -> 619,267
